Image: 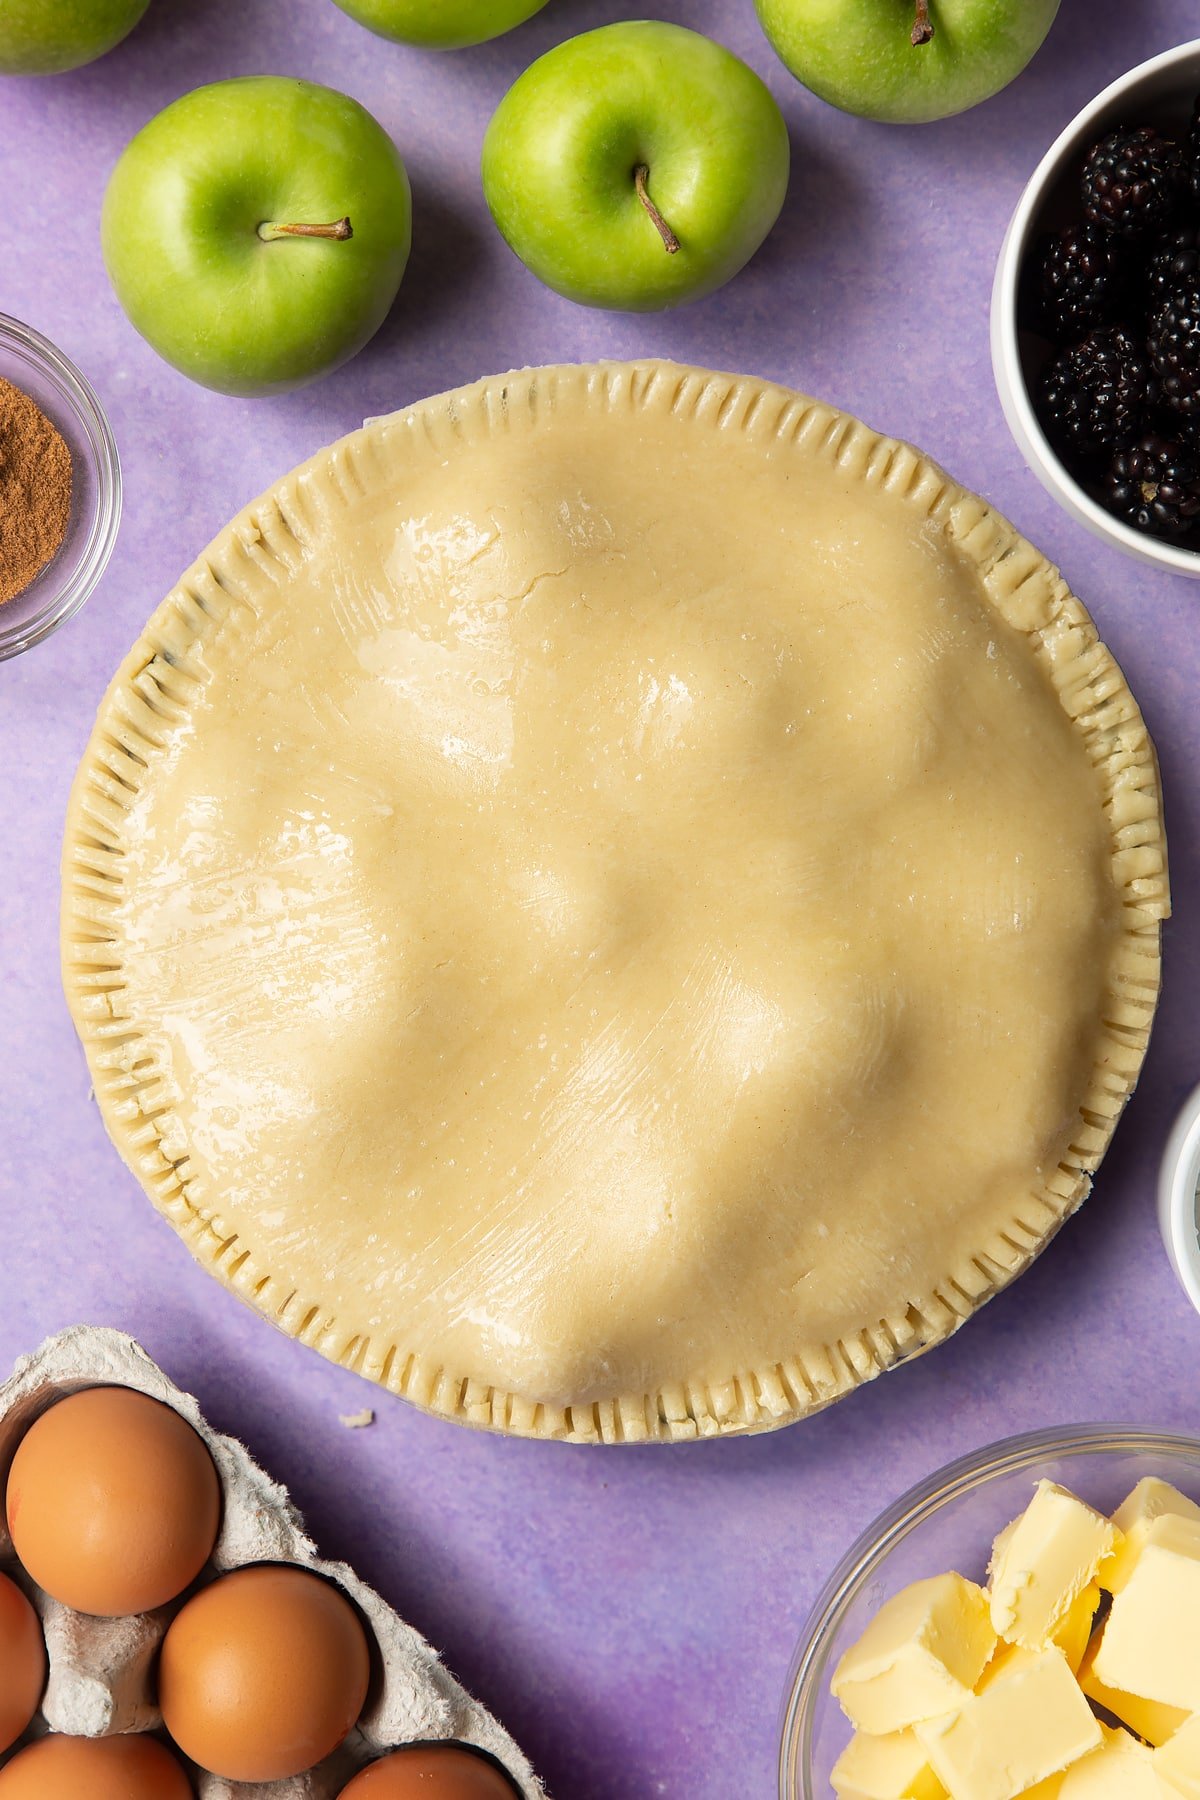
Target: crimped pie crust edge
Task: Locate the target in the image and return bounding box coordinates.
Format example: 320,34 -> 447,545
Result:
61,360 -> 1169,1444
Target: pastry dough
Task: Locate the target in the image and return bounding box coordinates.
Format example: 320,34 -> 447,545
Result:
62,363 -> 1168,1442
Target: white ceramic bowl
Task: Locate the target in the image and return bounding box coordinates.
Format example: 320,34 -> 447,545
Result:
1158,1082 -> 1200,1315
992,39 -> 1200,577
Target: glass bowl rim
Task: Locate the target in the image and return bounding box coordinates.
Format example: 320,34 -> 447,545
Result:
777,1420 -> 1200,1798
0,312 -> 122,661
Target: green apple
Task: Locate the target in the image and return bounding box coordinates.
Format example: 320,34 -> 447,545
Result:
331,0 -> 550,50
754,0 -> 1061,124
481,21 -> 790,312
0,0 -> 150,75
102,78 -> 411,397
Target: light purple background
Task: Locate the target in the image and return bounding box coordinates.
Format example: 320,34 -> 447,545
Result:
2,3 -> 1199,1795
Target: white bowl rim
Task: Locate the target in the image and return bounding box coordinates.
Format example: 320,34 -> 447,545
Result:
777,1420 -> 1200,1797
991,36 -> 1200,579
1158,1082 -> 1200,1315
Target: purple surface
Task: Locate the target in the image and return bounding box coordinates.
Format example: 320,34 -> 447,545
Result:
1,3 -> 1199,1795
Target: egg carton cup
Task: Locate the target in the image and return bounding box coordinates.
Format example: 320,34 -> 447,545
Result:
0,1326 -> 543,1799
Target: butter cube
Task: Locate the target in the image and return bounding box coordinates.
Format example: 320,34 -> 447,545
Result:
1093,1514 -> 1200,1711
976,1633 -> 1091,1693
978,1634 -> 1093,1684
989,1482 -> 1117,1648
831,1728 -> 947,1799
1018,1777 -> 1068,1800
989,1517 -> 1018,1572
831,1574 -> 997,1735
1078,1632 -> 1188,1747
1102,1478 -> 1200,1594
1056,1724 -> 1165,1797
1114,1477 -> 1200,1536
1050,1582 -> 1101,1674
1155,1714 -> 1200,1798
914,1646 -> 1101,1800
975,1639 -> 1025,1690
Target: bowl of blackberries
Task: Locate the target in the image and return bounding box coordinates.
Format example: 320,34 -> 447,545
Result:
993,38 -> 1200,575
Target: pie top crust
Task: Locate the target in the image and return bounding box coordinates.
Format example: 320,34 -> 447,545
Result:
62,362 -> 1168,1444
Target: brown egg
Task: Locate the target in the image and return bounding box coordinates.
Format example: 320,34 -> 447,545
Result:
0,1572 -> 43,1753
0,1733 -> 192,1798
5,1387 -> 221,1616
158,1563 -> 371,1780
338,1746 -> 520,1797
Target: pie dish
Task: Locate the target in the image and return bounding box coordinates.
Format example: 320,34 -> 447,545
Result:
62,361 -> 1168,1443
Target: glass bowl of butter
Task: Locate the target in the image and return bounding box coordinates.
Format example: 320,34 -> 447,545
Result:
779,1424 -> 1200,1798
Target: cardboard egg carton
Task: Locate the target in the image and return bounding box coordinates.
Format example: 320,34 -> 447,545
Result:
0,1327 -> 543,1799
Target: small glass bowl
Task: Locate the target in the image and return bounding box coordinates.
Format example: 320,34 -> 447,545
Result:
0,314 -> 121,660
778,1423 -> 1200,1798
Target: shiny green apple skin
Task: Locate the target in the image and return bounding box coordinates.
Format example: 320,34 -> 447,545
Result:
482,21 -> 790,312
0,0 -> 150,75
101,78 -> 411,397
754,0 -> 1060,123
332,0 -> 550,50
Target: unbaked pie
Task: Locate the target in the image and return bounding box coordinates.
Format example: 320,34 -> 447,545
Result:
63,363 -> 1168,1442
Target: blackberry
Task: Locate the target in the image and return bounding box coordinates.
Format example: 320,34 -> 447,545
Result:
1104,432 -> 1200,538
1145,223 -> 1200,318
1032,221 -> 1125,341
1189,92 -> 1200,204
1038,326 -> 1151,462
1081,126 -> 1183,240
1148,277 -> 1200,418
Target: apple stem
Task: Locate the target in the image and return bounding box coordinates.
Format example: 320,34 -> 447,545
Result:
634,166 -> 680,255
257,216 -> 354,242
911,0 -> 934,44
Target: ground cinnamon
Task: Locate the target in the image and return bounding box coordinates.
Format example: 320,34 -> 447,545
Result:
0,377 -> 72,606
